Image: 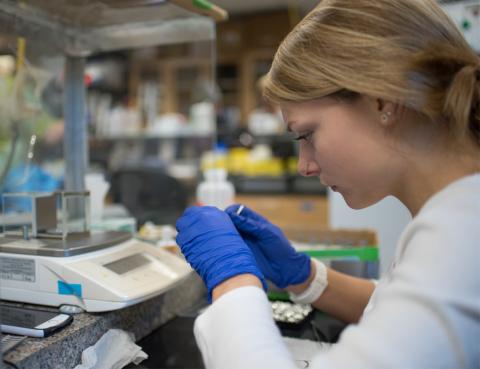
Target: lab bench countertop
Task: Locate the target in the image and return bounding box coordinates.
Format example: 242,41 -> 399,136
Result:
1,272 -> 206,369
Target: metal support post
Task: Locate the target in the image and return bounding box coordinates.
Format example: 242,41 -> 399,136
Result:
63,56 -> 88,192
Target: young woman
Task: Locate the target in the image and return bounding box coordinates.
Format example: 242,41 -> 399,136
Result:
176,0 -> 480,367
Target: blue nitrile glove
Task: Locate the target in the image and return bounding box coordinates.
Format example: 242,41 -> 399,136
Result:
176,206 -> 267,302
225,204 -> 311,289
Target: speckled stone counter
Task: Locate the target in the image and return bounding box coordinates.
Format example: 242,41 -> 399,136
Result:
2,272 -> 205,369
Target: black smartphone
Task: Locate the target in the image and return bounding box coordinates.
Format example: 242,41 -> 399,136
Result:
0,305 -> 73,338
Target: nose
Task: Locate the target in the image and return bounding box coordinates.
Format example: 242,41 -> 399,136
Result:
297,143 -> 321,177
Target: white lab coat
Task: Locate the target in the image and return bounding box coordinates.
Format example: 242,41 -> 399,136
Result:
194,173 -> 480,369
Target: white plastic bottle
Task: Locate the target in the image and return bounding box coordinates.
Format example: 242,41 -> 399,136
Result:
196,168 -> 235,210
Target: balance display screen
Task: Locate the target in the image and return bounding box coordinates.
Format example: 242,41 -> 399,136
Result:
103,253 -> 150,275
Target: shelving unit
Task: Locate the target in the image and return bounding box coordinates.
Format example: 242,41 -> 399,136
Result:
0,0 -> 221,193
128,55 -> 214,115
216,9 -> 292,124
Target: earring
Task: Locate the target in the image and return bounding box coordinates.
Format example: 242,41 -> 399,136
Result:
381,111 -> 391,123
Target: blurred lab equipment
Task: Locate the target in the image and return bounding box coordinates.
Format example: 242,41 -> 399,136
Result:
111,167 -> 188,227
196,168 -> 235,209
247,75 -> 285,135
190,101 -> 216,135
138,222 -> 177,248
1,164 -> 61,212
248,109 -> 285,136
85,173 -> 110,221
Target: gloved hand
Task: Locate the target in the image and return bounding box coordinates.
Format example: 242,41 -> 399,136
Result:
176,206 -> 267,302
225,204 -> 311,289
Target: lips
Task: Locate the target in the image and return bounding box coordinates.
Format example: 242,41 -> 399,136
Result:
320,176 -> 337,191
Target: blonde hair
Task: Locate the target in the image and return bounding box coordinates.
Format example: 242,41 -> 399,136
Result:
264,0 -> 480,145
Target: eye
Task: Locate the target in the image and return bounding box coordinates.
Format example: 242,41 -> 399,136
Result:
294,131 -> 314,142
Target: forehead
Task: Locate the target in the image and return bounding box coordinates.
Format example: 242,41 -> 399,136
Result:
281,98 -> 338,130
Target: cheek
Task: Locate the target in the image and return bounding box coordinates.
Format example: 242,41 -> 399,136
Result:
310,132 -> 347,168
312,128 -> 383,179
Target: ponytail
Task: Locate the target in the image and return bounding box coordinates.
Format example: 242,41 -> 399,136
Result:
444,63 -> 480,144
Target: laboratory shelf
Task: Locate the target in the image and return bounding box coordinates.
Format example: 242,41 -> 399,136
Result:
0,0 -> 216,56
92,132 -> 215,141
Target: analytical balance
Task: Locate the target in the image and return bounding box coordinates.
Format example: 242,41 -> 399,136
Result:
0,192 -> 192,312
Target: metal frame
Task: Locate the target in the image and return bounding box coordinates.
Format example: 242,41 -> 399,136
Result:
0,0 -> 216,195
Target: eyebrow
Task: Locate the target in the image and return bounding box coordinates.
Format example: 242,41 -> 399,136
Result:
287,121 -> 318,134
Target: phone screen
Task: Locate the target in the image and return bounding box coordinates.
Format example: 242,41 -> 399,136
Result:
0,306 -> 60,329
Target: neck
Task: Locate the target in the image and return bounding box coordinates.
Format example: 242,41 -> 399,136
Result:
395,147 -> 480,216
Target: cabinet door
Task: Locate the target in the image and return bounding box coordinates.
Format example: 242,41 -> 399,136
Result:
234,194 -> 328,229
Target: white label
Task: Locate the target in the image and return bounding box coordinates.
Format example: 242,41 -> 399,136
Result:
0,257 -> 36,282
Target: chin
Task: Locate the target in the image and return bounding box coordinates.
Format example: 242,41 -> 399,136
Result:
342,193 -> 381,210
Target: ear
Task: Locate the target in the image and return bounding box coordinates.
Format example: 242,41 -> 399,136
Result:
376,99 -> 403,127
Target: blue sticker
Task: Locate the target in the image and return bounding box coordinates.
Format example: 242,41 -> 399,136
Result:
57,281 -> 82,297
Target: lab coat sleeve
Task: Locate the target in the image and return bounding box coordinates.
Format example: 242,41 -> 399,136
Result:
310,209 -> 480,369
194,206 -> 480,369
194,286 -> 299,369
